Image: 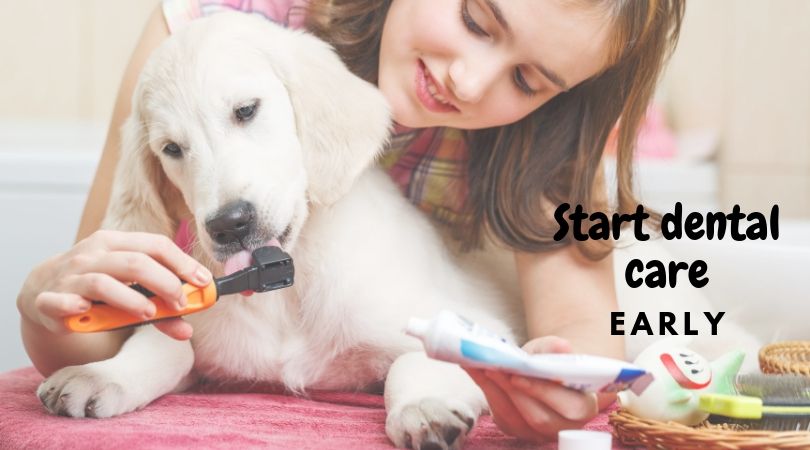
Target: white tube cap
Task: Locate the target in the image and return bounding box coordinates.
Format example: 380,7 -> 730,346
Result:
404,317 -> 429,339
558,430 -> 612,450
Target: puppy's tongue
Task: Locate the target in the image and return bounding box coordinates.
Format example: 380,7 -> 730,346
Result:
223,238 -> 281,278
223,251 -> 253,278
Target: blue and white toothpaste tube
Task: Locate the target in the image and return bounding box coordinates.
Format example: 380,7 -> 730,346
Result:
405,310 -> 652,395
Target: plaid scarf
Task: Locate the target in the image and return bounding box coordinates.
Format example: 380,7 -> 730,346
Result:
379,126 -> 470,228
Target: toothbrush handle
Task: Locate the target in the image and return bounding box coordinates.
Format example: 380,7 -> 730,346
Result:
64,282 -> 218,333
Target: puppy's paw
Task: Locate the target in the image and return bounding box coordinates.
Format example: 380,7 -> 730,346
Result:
37,365 -> 138,418
386,398 -> 477,450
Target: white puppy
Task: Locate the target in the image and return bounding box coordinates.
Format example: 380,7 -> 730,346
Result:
37,13 -> 522,450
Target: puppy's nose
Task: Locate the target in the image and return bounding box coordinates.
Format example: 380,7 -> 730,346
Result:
205,200 -> 256,246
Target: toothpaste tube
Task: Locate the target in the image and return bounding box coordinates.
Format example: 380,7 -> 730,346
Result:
405,310 -> 652,395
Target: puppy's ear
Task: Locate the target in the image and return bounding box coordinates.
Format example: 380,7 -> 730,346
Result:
102,106 -> 183,236
268,28 -> 392,206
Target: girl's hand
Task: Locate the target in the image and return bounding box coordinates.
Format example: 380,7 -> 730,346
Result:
16,230 -> 212,340
464,336 -> 601,442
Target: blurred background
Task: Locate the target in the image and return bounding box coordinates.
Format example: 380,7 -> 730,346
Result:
0,1 -> 808,371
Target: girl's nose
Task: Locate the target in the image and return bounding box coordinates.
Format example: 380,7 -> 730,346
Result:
448,56 -> 501,104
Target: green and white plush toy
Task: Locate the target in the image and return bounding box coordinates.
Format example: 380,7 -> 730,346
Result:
617,339 -> 745,425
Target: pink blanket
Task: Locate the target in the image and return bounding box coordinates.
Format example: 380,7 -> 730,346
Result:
0,367 -> 633,449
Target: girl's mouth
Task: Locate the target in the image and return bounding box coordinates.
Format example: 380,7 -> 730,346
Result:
415,59 -> 459,114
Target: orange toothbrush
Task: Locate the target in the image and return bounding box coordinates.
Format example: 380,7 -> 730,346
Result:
65,246 -> 294,333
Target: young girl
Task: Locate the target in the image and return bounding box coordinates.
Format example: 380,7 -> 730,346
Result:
16,0 -> 684,443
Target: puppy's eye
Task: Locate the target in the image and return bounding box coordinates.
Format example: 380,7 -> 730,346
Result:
234,100 -> 259,123
162,142 -> 183,159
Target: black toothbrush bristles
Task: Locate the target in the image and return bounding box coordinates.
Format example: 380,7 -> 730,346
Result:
709,414 -> 810,431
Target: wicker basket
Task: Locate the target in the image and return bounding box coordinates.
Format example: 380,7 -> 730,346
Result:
760,341 -> 810,376
609,409 -> 810,449
609,341 -> 810,449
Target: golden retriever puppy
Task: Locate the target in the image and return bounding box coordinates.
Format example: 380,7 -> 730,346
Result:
38,12 -> 521,450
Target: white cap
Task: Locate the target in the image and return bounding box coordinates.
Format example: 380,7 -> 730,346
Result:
558,430 -> 612,450
404,317 -> 429,339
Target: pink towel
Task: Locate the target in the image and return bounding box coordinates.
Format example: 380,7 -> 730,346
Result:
0,367 -> 634,449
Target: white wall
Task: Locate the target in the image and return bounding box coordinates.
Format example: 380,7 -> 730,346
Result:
0,0 -> 157,121
0,123 -> 103,371
661,0 -> 810,217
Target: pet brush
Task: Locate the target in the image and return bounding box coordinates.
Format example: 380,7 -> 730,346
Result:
700,373 -> 810,431
64,246 -> 294,333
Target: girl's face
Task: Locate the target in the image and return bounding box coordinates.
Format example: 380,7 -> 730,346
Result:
379,0 -> 613,130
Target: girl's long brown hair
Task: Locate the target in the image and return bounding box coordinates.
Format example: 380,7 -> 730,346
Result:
301,0 -> 686,259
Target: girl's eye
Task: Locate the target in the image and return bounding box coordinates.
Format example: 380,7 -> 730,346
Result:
461,0 -> 489,37
162,142 -> 183,159
514,68 -> 538,97
234,100 -> 259,123
461,0 -> 538,97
